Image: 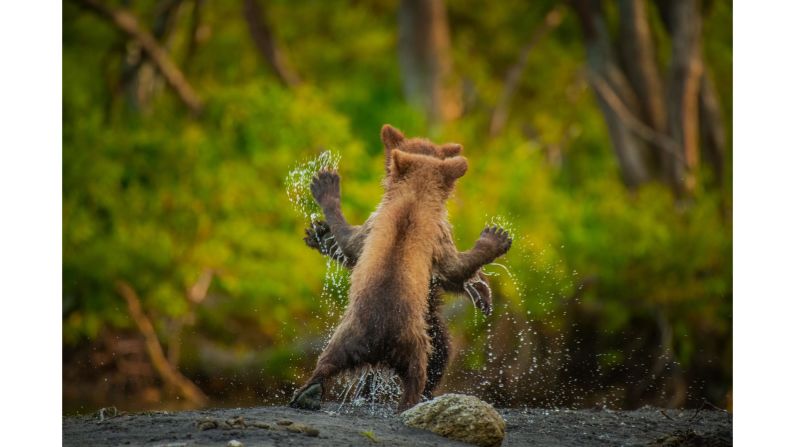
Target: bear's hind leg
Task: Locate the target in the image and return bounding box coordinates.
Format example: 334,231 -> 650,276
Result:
423,303 -> 450,398
289,361 -> 341,410
394,342 -> 428,412
290,334 -> 363,410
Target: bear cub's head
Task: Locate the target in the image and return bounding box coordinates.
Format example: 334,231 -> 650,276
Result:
380,124 -> 463,177
386,148 -> 468,201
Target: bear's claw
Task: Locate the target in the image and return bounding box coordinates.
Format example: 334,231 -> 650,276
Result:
478,225 -> 512,258
303,221 -> 331,252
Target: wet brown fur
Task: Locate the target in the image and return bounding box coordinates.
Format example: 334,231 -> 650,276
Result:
294,149 -> 470,411
303,125 -> 508,399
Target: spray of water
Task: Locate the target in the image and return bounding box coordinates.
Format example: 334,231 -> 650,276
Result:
285,156 -> 607,412
284,150 -> 353,389
455,214 -> 628,410
285,150 -> 341,224
328,368 -> 403,417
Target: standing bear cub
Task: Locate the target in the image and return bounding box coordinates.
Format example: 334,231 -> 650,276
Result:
290,149 -> 512,412
303,125 -> 498,398
303,125 -> 494,314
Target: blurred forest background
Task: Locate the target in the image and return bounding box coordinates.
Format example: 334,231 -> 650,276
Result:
63,0 -> 732,413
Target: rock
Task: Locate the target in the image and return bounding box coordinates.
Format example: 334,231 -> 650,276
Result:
227,440 -> 244,447
302,426 -> 320,437
285,425 -> 303,434
225,416 -> 246,429
400,394 -> 506,447
196,419 -> 219,431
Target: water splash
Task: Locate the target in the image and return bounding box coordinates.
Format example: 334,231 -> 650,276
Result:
285,149 -> 350,326
285,150 -> 341,223
326,367 -> 403,417
286,163 -> 616,410
320,257 -> 350,311
454,214 -> 616,409
485,214 -> 518,240
477,214 -> 526,301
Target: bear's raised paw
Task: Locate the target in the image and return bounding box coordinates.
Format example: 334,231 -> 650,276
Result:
477,226 -> 512,260
310,169 -> 341,207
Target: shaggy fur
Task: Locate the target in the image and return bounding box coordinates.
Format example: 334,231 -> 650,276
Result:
291,149 -> 471,411
292,128 -> 512,412
303,125 -> 498,397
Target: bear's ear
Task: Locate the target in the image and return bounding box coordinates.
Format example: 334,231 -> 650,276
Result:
390,149 -> 422,178
441,156 -> 468,183
440,143 -> 463,158
381,124 -> 405,151
382,125 -> 406,174
390,149 -> 409,177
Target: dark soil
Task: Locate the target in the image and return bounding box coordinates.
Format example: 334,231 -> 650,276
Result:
63,404 -> 732,446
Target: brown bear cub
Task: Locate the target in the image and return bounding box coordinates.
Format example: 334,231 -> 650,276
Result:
302,125 -> 497,397
291,150 -> 512,412
304,125 -> 493,313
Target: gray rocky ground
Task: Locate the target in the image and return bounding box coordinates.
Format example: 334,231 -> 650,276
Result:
63,403 -> 732,446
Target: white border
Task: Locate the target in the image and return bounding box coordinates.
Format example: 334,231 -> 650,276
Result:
735,0 -> 795,444
0,1 -> 63,444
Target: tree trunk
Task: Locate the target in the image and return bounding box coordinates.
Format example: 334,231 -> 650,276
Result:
699,68 -> 726,186
243,0 -> 302,88
116,281 -> 209,406
490,7 -> 563,136
618,0 -> 667,134
665,0 -> 703,196
572,0 -> 715,197
184,0 -> 205,68
74,0 -> 204,115
572,0 -> 653,188
398,0 -> 461,124
128,0 -> 184,111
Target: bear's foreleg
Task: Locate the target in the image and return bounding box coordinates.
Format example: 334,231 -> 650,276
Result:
309,169 -> 367,263
437,226 -> 512,286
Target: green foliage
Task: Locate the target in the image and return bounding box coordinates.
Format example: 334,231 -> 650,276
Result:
63,80 -> 366,347
63,0 -> 732,407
